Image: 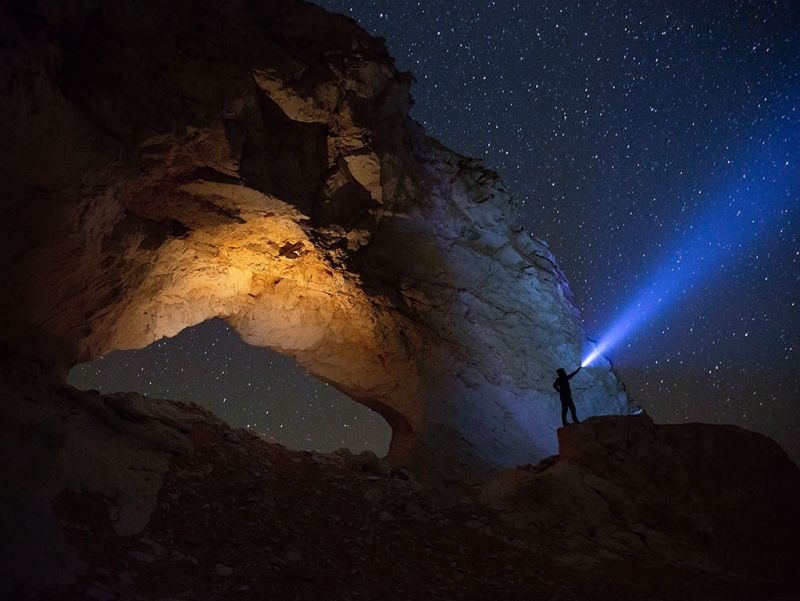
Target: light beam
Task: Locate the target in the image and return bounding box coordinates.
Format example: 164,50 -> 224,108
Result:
582,119 -> 799,368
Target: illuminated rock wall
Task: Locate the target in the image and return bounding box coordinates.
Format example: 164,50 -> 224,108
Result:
0,0 -> 628,475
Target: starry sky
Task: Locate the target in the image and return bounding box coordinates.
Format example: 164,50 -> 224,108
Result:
70,0 -> 800,462
70,319 -> 391,452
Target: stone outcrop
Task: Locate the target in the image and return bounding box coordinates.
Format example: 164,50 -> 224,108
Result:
3,379 -> 797,598
482,415 -> 800,580
0,358 -> 196,592
0,0 -> 628,474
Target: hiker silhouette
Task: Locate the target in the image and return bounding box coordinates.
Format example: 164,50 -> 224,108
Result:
553,366 -> 581,427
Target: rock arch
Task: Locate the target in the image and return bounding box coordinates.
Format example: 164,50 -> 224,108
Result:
0,0 -> 628,477
67,317 -> 394,454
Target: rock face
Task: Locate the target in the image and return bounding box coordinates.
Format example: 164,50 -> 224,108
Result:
482,415 -> 800,581
3,379 -> 797,598
0,358 -> 196,592
0,0 -> 628,474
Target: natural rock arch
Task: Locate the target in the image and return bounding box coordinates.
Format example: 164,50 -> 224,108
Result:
0,0 -> 628,476
67,317 -> 394,454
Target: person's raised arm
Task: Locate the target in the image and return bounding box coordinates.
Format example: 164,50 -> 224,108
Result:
567,366 -> 582,379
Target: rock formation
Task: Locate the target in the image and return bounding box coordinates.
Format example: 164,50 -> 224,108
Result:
482,415 -> 800,580
0,0 -> 629,475
3,373 -> 797,598
3,2 -> 799,599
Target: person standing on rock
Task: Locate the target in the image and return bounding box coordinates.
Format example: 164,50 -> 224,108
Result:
553,366 -> 582,427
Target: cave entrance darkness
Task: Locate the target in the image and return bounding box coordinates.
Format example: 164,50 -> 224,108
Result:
67,317 -> 392,455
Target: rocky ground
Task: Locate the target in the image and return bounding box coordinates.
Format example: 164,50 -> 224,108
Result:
7,386 -> 798,601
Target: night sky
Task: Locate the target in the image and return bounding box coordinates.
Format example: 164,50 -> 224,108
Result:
70,319 -> 391,453
70,1 -> 800,462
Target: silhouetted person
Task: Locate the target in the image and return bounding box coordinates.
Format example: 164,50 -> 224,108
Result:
553,366 -> 581,426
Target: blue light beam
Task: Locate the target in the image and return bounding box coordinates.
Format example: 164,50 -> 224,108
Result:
582,119 -> 800,368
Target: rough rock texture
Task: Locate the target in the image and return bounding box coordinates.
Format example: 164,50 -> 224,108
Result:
1,358 -> 195,592
481,415 -> 800,582
0,0 -> 628,475
3,378 -> 797,598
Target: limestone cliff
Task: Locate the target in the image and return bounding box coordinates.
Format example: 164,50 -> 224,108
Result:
0,0 -> 628,474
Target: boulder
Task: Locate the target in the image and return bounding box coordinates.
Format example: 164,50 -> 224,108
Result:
482,415 -> 800,579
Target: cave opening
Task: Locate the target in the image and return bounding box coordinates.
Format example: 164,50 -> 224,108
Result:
67,317 -> 392,455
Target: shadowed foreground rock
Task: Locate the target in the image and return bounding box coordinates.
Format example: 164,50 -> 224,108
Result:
2,365 -> 798,599
482,414 -> 800,583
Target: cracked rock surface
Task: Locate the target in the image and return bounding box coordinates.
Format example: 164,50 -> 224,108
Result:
0,0 -> 628,476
